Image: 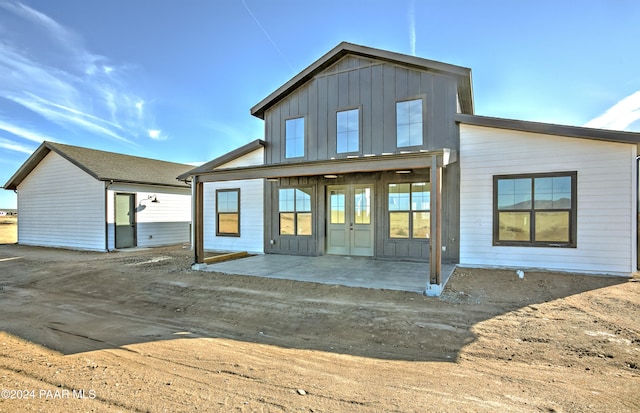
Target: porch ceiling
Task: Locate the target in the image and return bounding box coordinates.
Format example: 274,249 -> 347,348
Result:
194,150 -> 446,183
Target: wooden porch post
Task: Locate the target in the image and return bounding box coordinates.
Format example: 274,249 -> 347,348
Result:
429,155 -> 442,284
194,177 -> 204,264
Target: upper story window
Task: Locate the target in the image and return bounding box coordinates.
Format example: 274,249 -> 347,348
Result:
396,98 -> 423,147
216,189 -> 240,236
494,172 -> 577,247
285,117 -> 305,158
336,108 -> 359,153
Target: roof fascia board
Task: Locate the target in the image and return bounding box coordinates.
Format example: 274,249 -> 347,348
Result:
102,179 -> 190,189
455,114 -> 640,145
195,151 -> 443,183
251,42 -> 472,119
177,139 -> 265,180
4,141 -> 192,190
3,141 -> 102,190
461,71 -> 474,114
345,43 -> 471,76
3,142 -> 50,190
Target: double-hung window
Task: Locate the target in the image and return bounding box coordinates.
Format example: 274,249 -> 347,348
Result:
216,189 -> 240,236
337,108 -> 359,153
396,98 -> 423,147
285,117 -> 305,158
494,172 -> 577,247
388,182 -> 430,239
279,188 -> 312,236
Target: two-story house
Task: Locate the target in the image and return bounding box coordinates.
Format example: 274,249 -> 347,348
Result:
182,42 -> 639,294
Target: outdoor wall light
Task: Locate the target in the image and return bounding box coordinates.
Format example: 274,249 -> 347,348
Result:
324,174 -> 338,178
266,178 -> 279,182
395,170 -> 412,174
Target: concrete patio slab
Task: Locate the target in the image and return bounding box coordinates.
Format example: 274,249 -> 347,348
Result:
199,254 -> 456,294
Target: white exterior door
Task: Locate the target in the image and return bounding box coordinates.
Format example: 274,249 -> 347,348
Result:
327,184 -> 374,256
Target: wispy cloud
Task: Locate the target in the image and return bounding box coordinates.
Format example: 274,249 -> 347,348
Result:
584,90 -> 640,131
408,0 -> 416,56
8,93 -> 133,144
2,1 -> 74,39
0,1 -> 158,148
0,119 -> 51,143
0,136 -> 34,154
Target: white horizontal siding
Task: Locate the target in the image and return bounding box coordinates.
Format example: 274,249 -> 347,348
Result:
106,184 -> 191,249
17,152 -> 106,251
215,147 -> 264,169
137,222 -> 190,247
459,124 -> 637,276
203,179 -> 264,253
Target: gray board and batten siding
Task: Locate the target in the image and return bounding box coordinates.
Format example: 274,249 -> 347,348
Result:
259,54 -> 464,262
264,169 -> 459,262
262,55 -> 461,164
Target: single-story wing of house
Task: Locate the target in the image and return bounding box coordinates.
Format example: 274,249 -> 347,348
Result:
178,139 -> 265,254
3,141 -> 194,251
184,42 -> 640,294
456,114 -> 638,277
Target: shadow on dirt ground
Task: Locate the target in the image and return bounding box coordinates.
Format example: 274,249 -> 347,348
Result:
0,244 -> 631,362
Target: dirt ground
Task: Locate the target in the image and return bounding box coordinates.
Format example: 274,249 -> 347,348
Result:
0,241 -> 638,413
0,217 -> 17,245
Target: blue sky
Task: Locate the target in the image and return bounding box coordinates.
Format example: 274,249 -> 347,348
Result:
1,0 -> 639,208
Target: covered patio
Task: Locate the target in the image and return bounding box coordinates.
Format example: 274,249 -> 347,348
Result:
189,149 -> 459,295
200,254 -> 457,294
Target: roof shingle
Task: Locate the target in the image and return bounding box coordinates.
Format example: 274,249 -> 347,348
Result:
4,141 -> 193,190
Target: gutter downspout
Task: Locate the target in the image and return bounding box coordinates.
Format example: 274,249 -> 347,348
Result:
637,155 -> 639,271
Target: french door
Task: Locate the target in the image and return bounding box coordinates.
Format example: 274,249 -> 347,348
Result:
326,184 -> 374,256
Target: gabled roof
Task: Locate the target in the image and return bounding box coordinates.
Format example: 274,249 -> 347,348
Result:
455,114 -> 640,145
4,141 -> 193,190
251,42 -> 474,119
177,139 -> 265,180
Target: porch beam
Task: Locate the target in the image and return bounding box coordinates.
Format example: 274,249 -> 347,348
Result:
194,151 -> 443,183
429,156 -> 442,284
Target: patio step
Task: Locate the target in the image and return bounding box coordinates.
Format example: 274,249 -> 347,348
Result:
204,251 -> 249,264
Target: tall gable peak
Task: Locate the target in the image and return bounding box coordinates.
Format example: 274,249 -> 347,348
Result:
251,42 -> 473,119
320,55 -> 380,76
